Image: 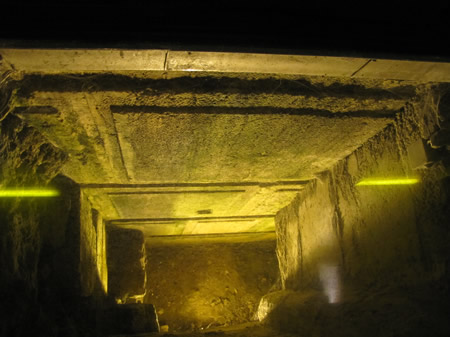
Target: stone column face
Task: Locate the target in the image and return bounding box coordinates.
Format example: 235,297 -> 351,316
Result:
106,226 -> 147,302
79,192 -> 108,296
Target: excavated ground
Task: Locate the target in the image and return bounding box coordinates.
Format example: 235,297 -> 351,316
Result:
113,281 -> 450,337
111,322 -> 294,337
145,235 -> 279,332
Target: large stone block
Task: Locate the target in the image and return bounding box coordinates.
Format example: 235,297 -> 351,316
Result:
107,226 -> 146,301
258,290 -> 327,334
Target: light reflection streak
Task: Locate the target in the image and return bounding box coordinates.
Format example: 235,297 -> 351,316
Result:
0,189 -> 60,197
356,178 -> 419,186
319,264 -> 340,304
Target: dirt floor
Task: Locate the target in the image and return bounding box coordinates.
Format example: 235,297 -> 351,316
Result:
144,235 -> 279,333
119,281 -> 450,337
111,322 -> 295,337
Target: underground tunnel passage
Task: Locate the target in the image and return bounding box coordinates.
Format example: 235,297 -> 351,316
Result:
1,49 -> 450,337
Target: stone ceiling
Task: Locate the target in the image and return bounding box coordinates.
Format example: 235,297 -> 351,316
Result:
2,49 -> 449,237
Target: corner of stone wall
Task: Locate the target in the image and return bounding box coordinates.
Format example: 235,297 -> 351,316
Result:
80,190 -> 108,297
275,85 -> 450,292
0,107 -> 112,335
0,112 -> 73,336
275,193 -> 301,290
268,83 -> 450,337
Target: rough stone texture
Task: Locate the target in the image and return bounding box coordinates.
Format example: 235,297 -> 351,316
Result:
80,191 -> 108,296
276,85 -> 448,290
35,175 -> 101,336
144,235 -> 279,332
0,114 -> 67,336
0,113 -> 109,336
33,175 -> 110,336
14,74 -> 408,186
270,86 -> 450,335
38,176 -> 109,299
113,112 -> 391,183
0,115 -> 65,186
257,290 -> 327,333
106,226 -> 147,302
12,72 -> 415,235
2,49 -> 450,336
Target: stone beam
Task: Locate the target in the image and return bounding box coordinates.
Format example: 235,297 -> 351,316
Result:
82,181 -> 307,221
108,216 -> 276,237
1,48 -> 450,82
15,75 -> 416,117
110,215 -> 275,223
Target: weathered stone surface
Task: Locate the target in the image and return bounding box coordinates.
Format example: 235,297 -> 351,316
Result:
276,88 -> 449,291
37,175 -> 109,299
271,86 -> 450,335
258,290 -> 327,333
11,70 -> 413,235
0,111 -> 108,335
257,291 -> 288,322
0,114 -> 68,336
107,226 -> 147,301
0,115 -> 66,186
79,191 -> 108,296
3,48 -> 450,82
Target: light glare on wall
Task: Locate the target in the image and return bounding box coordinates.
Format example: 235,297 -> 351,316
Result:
0,188 -> 60,197
319,264 -> 340,304
356,178 -> 420,186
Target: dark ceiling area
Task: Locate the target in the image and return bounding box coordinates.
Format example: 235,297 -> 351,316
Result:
1,2 -> 450,59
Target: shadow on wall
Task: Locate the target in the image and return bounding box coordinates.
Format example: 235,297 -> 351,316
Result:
106,225 -> 147,304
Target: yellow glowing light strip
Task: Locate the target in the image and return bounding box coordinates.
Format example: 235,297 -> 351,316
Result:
356,178 -> 420,186
0,189 -> 60,197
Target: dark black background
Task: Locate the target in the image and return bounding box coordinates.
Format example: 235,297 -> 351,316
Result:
1,1 -> 449,60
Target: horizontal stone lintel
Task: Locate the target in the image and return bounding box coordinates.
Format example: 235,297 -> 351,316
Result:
1,48 -> 450,82
109,215 -> 275,224
15,75 -> 417,100
109,105 -> 397,118
81,181 -> 310,189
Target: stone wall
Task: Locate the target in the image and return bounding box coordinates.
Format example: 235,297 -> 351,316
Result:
0,113 -> 109,336
145,235 -> 279,332
275,85 -> 449,293
264,86 -> 450,335
80,191 -> 108,296
0,114 -> 67,336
